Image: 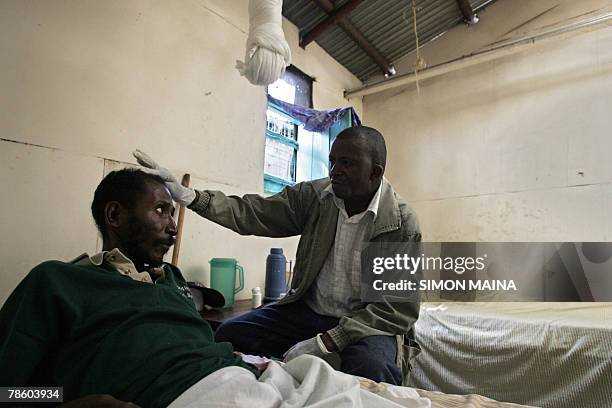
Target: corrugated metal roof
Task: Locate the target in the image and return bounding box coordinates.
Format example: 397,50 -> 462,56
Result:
282,0 -> 498,81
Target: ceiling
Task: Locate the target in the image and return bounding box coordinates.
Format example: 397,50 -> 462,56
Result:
282,0 -> 498,82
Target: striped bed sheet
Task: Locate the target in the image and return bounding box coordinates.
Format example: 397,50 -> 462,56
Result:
407,302 -> 612,407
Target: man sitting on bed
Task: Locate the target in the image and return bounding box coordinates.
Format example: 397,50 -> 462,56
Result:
0,169 -> 260,407
134,125 -> 422,385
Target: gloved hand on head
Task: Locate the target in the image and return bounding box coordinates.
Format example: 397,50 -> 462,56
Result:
132,150 -> 196,207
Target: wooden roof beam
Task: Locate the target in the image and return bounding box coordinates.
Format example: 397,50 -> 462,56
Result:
456,0 -> 479,25
309,0 -> 396,77
300,0 -> 364,48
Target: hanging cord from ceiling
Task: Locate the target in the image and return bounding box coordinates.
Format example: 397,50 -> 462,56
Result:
236,0 -> 292,86
403,0 -> 427,93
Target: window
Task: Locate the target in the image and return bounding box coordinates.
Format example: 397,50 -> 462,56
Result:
264,108 -> 298,185
264,66 -> 353,193
267,65 -> 313,108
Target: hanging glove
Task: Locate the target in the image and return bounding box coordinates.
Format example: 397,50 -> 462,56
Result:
132,150 -> 196,206
283,334 -> 334,363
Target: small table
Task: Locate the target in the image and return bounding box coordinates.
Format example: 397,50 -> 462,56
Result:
200,299 -> 253,330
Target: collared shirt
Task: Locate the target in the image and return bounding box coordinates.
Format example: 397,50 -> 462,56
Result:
304,179 -> 384,317
70,248 -> 165,283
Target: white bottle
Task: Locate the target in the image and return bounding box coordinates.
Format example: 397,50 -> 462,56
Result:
251,287 -> 263,309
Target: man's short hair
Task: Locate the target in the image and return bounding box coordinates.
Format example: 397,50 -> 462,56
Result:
91,169 -> 167,237
336,126 -> 387,168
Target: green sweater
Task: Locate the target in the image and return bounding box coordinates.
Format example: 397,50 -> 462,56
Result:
0,260 -> 257,407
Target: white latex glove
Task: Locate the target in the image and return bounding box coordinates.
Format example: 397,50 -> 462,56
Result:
133,150 -> 196,206
283,336 -> 327,363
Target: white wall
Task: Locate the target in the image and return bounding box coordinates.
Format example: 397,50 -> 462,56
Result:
0,0 -> 362,304
364,0 -> 612,242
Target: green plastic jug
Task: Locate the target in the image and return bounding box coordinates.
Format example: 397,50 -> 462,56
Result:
209,258 -> 244,308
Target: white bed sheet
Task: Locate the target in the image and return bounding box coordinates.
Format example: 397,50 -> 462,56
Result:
408,302 -> 612,408
168,354 -> 534,408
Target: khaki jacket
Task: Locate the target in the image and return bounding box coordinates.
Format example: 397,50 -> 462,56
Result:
189,177 -> 422,381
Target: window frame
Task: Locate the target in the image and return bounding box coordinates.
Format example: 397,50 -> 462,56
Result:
263,66 -> 353,193
264,102 -> 301,190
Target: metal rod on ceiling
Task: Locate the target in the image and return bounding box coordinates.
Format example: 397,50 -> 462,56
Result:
345,11 -> 612,98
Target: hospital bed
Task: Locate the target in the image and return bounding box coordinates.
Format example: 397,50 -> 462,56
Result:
408,302 -> 612,407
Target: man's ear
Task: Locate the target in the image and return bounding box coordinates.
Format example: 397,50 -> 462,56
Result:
371,164 -> 384,180
104,201 -> 125,230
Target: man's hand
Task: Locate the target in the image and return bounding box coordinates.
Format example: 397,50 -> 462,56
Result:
133,150 -> 196,206
60,394 -> 141,408
283,333 -> 337,363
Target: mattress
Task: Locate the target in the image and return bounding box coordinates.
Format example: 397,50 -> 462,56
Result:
407,302 -> 612,408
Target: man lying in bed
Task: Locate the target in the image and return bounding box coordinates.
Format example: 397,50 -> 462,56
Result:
0,169 -> 260,407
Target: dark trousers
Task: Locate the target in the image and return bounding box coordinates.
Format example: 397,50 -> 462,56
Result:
214,299 -> 402,385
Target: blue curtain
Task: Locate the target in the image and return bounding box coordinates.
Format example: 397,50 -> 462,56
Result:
267,95 -> 361,132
